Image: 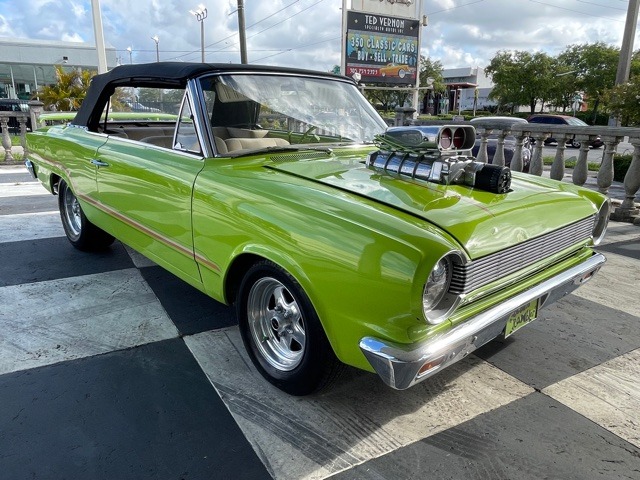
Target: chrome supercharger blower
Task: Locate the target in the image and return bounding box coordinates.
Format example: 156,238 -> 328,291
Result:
366,125 -> 512,194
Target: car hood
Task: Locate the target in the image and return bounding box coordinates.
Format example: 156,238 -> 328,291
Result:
269,156 -> 596,259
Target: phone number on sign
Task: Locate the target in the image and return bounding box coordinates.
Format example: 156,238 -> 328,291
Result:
347,67 -> 378,76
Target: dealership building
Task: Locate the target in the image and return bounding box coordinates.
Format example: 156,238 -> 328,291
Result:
0,37 -> 117,100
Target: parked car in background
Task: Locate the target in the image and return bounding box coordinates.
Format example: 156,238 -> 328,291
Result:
25,62 -> 608,395
0,98 -> 32,133
527,114 -> 603,149
470,116 -> 532,171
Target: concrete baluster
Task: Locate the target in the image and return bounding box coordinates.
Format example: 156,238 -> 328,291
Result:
1,118 -> 14,163
28,101 -> 45,130
529,134 -> 547,176
571,136 -> 591,187
492,129 -> 508,167
510,132 -> 527,172
475,128 -> 491,163
550,134 -> 572,181
612,137 -> 640,222
19,116 -> 28,158
597,136 -> 622,195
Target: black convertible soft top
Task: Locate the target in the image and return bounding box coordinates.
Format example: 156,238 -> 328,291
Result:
73,62 -> 349,129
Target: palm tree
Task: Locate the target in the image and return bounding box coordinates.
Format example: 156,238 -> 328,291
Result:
37,66 -> 95,111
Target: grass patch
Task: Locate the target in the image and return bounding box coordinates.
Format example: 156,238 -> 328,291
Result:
542,156 -> 600,171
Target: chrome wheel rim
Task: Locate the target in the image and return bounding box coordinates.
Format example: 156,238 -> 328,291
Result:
62,187 -> 82,239
247,277 -> 306,371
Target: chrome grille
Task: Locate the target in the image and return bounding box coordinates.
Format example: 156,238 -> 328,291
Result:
451,216 -> 594,294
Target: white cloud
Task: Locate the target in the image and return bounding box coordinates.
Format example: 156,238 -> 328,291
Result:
62,32 -> 84,42
0,0 -> 635,71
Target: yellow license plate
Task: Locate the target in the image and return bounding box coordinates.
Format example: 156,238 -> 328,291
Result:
504,299 -> 539,337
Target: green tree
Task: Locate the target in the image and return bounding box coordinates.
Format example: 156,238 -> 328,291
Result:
38,66 -> 95,111
365,56 -> 445,113
603,76 -> 640,126
485,50 -> 555,113
557,42 -> 619,122
365,88 -> 409,113
419,56 -> 445,93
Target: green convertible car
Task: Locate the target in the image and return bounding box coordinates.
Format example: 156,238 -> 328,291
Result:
26,63 -> 609,395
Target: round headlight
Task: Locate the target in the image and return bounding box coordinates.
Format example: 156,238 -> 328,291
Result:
423,254 -> 461,325
592,199 -> 611,246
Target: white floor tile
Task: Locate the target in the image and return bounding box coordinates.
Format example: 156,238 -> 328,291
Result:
544,348 -> 640,449
0,268 -> 178,375
186,328 -> 534,480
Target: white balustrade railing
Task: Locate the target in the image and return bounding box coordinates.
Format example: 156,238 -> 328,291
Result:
0,101 -> 44,163
509,123 -> 640,222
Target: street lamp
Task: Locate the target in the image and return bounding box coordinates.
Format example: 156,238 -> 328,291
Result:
151,35 -> 160,62
126,46 -> 132,64
190,4 -> 208,63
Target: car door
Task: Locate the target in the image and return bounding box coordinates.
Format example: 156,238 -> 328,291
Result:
92,93 -> 204,286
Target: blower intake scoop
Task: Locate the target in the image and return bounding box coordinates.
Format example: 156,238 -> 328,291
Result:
383,125 -> 477,152
368,126 -> 512,194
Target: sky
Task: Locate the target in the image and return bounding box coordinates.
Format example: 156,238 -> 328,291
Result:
0,0 -> 635,71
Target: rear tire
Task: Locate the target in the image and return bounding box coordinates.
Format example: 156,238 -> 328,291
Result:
58,180 -> 115,251
237,260 -> 343,395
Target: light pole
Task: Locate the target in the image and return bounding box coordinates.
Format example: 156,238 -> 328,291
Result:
126,46 -> 132,64
237,0 -> 247,64
151,35 -> 160,62
190,4 -> 208,63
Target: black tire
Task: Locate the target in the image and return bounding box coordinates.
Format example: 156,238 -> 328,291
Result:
58,180 -> 115,251
237,260 -> 343,395
570,139 -> 581,148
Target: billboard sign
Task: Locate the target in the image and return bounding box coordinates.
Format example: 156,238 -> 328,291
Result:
345,10 -> 419,85
349,0 -> 420,18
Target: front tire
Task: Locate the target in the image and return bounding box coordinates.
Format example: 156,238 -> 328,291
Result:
58,180 -> 114,251
237,260 -> 342,395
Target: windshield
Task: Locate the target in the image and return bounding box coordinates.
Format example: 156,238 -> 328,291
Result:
566,117 -> 588,126
198,73 -> 387,155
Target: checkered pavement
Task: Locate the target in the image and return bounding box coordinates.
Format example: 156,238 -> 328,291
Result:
1,165 -> 639,480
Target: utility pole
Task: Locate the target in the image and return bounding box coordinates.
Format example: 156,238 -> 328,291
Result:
609,0 -> 639,126
90,0 -> 108,73
237,0 -> 248,64
190,5 -> 208,63
152,35 -> 160,62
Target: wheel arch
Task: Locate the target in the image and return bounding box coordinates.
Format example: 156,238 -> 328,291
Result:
223,248 -> 313,306
50,173 -> 62,195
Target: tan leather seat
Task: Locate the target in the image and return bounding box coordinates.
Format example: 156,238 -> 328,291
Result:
224,137 -> 289,152
140,136 -> 173,148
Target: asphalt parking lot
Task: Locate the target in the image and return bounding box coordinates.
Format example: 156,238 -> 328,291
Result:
1,165 -> 639,480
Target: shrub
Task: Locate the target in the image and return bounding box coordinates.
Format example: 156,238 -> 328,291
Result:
614,154 -> 633,182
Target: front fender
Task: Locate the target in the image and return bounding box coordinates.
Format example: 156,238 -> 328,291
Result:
192,163 -> 461,370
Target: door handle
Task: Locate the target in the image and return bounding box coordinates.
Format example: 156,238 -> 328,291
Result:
91,159 -> 109,167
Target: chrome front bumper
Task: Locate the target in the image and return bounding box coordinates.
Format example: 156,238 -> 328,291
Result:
359,252 -> 606,390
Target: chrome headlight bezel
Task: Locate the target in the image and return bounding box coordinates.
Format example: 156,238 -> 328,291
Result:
592,198 -> 611,246
422,252 -> 463,325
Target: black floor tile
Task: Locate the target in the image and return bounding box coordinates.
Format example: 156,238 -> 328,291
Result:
0,237 -> 134,287
474,294 -> 640,389
328,392 -> 640,480
140,266 -> 236,336
0,339 -> 270,480
597,239 -> 640,261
